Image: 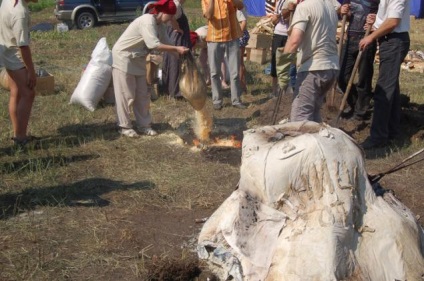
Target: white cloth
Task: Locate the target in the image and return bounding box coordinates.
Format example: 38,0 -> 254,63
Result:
112,14 -> 170,76
198,121 -> 424,281
373,0 -> 410,33
290,0 -> 340,72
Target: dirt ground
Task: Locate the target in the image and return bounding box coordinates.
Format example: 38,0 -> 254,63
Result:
134,90 -> 424,280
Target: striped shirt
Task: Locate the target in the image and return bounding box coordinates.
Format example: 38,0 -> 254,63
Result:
201,0 -> 242,42
266,0 -> 277,14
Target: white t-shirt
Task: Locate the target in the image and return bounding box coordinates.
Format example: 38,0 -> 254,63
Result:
290,0 -> 340,72
0,0 -> 30,69
373,0 -> 410,33
112,14 -> 170,75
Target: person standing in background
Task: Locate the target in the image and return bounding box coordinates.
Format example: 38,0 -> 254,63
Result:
338,0 -> 379,121
194,25 -> 210,86
359,0 -> 410,149
269,0 -> 294,97
201,0 -> 247,110
162,0 -> 191,99
111,0 -> 189,138
0,0 -> 38,147
237,5 -> 250,95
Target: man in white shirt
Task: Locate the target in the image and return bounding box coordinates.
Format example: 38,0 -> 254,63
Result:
112,0 -> 189,137
359,0 -> 410,149
278,0 -> 340,122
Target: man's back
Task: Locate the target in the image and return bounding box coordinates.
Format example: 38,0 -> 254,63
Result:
201,0 -> 242,42
291,0 -> 339,72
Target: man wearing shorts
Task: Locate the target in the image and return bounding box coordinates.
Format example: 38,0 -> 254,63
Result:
0,0 -> 38,146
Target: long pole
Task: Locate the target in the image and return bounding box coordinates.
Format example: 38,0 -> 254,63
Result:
335,24 -> 372,126
328,14 -> 347,110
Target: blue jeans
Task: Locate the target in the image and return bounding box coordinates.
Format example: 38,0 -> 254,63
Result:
207,40 -> 242,106
370,32 -> 410,143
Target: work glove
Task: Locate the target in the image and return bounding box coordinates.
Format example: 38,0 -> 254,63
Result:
276,49 -> 296,89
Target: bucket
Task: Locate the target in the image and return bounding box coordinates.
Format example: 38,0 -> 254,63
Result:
57,23 -> 69,32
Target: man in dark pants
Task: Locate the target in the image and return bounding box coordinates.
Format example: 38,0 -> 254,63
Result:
339,0 -> 379,120
359,0 -> 410,149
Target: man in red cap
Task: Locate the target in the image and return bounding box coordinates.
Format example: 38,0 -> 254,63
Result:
111,0 -> 189,137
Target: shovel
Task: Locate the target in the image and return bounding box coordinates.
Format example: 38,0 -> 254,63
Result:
335,24 -> 372,127
328,13 -> 348,110
271,11 -> 294,125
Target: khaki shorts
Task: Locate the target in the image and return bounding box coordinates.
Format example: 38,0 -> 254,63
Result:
0,47 -> 25,71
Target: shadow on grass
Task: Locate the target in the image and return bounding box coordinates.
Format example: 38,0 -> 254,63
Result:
364,105 -> 424,160
0,178 -> 155,220
0,154 -> 99,175
0,122 -> 120,155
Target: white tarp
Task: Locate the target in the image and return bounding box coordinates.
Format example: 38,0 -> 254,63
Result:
198,121 -> 424,281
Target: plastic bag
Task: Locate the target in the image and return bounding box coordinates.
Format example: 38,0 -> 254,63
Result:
70,37 -> 112,111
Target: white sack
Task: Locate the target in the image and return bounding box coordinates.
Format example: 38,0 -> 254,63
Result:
198,121 -> 424,281
70,37 -> 112,111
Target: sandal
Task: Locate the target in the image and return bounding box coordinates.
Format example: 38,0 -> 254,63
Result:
11,135 -> 41,148
119,128 -> 139,138
138,127 -> 158,136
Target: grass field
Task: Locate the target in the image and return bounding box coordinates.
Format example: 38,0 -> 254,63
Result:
0,1 -> 423,280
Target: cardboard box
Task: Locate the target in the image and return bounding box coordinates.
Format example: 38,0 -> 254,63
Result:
246,47 -> 269,65
247,33 -> 272,49
35,73 -> 55,95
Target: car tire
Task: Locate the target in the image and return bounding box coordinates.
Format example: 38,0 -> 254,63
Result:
76,11 -> 96,29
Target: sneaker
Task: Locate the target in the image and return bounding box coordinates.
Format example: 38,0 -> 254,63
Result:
120,128 -> 139,138
213,104 -> 223,110
232,103 -> 247,109
138,127 -> 158,136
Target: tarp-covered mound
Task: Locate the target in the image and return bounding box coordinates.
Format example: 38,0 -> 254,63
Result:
198,121 -> 424,281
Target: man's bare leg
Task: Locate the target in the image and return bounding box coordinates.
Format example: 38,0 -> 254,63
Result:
7,68 -> 36,141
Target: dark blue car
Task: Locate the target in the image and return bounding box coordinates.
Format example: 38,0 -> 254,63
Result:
54,0 -> 156,29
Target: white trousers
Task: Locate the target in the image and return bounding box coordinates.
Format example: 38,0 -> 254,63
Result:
112,68 -> 152,129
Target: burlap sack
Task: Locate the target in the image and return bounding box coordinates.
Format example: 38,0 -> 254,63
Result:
0,68 -> 10,90
146,54 -> 161,86
179,53 -> 207,111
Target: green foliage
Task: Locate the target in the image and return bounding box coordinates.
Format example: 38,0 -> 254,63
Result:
29,0 -> 55,12
183,0 -> 201,9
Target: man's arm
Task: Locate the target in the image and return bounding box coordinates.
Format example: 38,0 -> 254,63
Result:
284,27 -> 304,53
203,0 -> 214,19
359,17 -> 400,50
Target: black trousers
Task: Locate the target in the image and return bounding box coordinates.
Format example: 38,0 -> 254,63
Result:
338,34 -> 377,117
371,32 -> 410,142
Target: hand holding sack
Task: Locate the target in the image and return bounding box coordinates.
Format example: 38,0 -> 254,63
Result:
276,49 -> 296,89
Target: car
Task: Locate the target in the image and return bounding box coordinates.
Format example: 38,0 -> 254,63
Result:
54,0 -> 156,29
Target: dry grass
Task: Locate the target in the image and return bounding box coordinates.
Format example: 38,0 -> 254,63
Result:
0,3 -> 423,280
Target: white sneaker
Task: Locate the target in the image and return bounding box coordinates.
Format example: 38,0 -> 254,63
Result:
138,127 -> 158,136
119,128 -> 139,138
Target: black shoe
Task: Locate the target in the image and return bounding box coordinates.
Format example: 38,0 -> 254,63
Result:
213,104 -> 223,110
232,103 -> 247,109
360,137 -> 388,150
